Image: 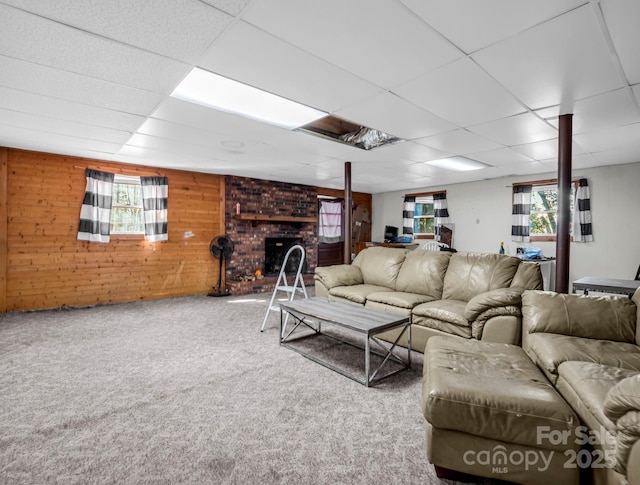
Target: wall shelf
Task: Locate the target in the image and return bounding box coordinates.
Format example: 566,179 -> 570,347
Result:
234,213 -> 317,223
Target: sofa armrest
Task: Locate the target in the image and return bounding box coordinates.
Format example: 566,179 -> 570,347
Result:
604,374 -> 640,422
314,265 -> 363,291
464,287 -> 524,322
603,375 -> 640,475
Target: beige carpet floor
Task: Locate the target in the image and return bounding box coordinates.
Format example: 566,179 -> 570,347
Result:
0,294 -> 500,484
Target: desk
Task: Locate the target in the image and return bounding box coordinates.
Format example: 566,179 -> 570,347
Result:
572,277 -> 640,297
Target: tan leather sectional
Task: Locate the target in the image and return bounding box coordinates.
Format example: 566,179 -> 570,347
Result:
423,290 -> 640,485
314,246 -> 543,352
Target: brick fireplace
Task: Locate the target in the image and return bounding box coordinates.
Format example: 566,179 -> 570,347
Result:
224,176 -> 318,295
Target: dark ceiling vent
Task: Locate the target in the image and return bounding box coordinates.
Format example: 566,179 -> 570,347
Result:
297,114 -> 404,150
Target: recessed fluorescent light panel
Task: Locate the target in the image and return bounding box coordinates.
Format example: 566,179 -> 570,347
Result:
425,156 -> 488,171
171,68 -> 326,130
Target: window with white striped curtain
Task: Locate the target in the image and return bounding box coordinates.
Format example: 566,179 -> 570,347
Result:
77,169 -> 114,243
78,170 -> 168,243
512,179 -> 588,242
141,176 -> 169,242
403,191 -> 448,239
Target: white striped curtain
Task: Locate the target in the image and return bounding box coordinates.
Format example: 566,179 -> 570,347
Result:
77,169 -> 114,243
511,184 -> 532,242
573,178 -> 593,242
141,176 -> 168,242
402,196 -> 415,235
433,192 -> 450,239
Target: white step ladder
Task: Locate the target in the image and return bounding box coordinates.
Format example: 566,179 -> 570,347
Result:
261,244 -> 308,332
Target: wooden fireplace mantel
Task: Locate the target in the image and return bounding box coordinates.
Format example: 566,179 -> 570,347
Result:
233,213 -> 317,223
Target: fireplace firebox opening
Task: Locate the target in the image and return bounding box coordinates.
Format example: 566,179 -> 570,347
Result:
264,237 -> 305,276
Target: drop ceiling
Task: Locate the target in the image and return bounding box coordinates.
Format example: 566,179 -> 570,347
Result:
1,0 -> 639,193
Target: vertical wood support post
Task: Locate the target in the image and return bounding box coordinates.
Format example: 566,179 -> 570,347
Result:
220,176 -> 227,293
344,162 -> 352,264
555,114 -> 573,294
0,148 -> 8,313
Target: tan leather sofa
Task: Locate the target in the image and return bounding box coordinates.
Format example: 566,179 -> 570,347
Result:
521,290 -> 640,485
314,246 -> 543,352
421,289 -> 640,485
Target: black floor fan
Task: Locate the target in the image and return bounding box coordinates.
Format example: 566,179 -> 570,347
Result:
208,235 -> 235,297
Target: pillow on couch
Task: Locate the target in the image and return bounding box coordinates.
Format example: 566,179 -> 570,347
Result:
352,247 -> 406,290
394,250 -> 451,299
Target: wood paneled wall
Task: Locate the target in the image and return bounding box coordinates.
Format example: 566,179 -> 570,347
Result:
2,148 -> 225,312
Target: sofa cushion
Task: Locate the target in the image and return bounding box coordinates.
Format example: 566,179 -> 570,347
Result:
394,250 -> 451,299
365,291 -> 435,310
328,284 -> 393,305
510,261 -> 544,290
526,333 -> 640,384
412,300 -> 471,338
557,362 -> 638,433
352,247 -> 406,290
442,252 -> 521,302
523,290 -> 637,343
423,337 -> 578,451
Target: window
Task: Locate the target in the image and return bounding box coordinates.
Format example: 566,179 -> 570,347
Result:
110,175 -> 144,235
413,195 -> 435,236
521,180 -> 576,241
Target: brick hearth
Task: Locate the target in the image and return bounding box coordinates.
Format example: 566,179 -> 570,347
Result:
224,176 -> 318,296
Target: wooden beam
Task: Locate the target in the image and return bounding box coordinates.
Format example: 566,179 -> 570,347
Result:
343,162 -> 352,264
555,114 -> 573,294
0,148 -> 7,313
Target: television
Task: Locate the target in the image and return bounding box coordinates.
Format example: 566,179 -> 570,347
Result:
384,225 -> 398,242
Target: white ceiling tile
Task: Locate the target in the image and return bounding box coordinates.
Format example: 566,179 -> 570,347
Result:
587,147 -> 640,167
0,124 -> 121,155
415,129 -> 503,155
243,0 -> 462,89
535,88 -> 640,134
198,21 -> 379,113
540,153 -> 604,171
380,141 -> 451,163
401,0 -> 586,53
465,147 -> 534,167
394,58 -> 525,127
200,0 -> 253,16
511,139 -> 585,161
334,91 -> 456,140
0,0 -> 232,62
151,97 -> 291,144
498,161 -> 550,176
473,5 -> 624,110
0,56 -> 162,115
0,109 -> 131,144
633,84 -> 640,107
0,86 -> 145,132
0,5 -> 189,93
469,113 -> 557,146
600,0 -> 640,84
115,146 -> 214,171
574,122 -> 640,153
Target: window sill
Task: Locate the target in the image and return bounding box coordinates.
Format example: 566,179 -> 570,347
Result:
110,234 -> 145,240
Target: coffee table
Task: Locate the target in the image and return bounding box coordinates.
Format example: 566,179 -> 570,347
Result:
279,297 -> 411,387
